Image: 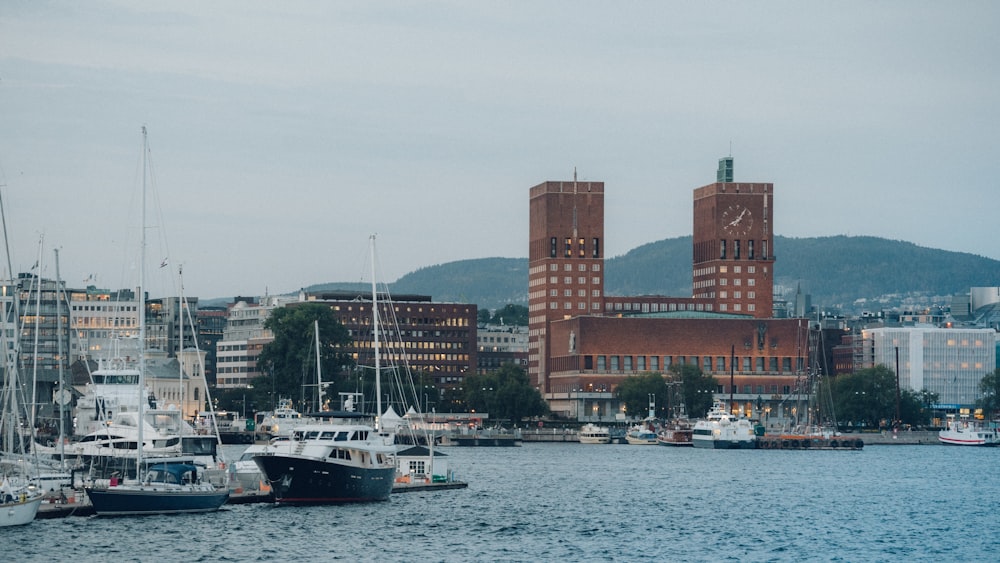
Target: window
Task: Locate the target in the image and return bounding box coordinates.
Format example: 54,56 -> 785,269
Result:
650,356 -> 658,371
716,356 -> 726,371
637,356 -> 646,371
578,237 -> 586,257
550,237 -> 557,258
762,240 -> 768,259
769,357 -> 778,371
593,238 -> 600,258
564,237 -> 572,257
624,356 -> 632,371
782,357 -> 792,372
756,357 -> 765,372
720,239 -> 727,259
597,355 -> 606,371
734,240 -> 741,259
702,356 -> 711,371
748,239 -> 755,259
610,356 -> 619,371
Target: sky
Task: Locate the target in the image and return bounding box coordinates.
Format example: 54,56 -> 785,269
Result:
1,1 -> 998,299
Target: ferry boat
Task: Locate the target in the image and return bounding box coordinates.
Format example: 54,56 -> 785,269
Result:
691,402 -> 757,449
625,420 -> 659,445
938,414 -> 999,446
578,423 -> 611,444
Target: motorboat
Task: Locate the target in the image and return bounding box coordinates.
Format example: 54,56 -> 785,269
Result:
625,420 -> 658,445
692,401 -> 757,449
657,419 -> 694,447
253,413 -> 396,503
938,414 -> 999,446
578,423 -> 611,444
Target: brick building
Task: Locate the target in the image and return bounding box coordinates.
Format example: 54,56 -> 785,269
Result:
529,161 -> 809,425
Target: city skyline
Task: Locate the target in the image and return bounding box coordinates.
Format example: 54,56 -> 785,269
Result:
1,2 -> 997,298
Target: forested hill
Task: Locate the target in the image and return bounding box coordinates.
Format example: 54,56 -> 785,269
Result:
301,236 -> 999,313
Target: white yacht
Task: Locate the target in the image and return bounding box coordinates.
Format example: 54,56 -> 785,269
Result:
938,414 -> 999,446
578,423 -> 611,444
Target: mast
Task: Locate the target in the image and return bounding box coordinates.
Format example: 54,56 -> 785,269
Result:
136,125 -> 148,478
314,319 -> 323,412
370,234 -> 381,431
55,247 -> 65,468
30,235 -> 43,429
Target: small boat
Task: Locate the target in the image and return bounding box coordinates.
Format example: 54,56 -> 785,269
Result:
938,414 -> 999,447
625,421 -> 658,445
578,423 -> 611,444
692,401 -> 757,449
85,463 -> 229,516
255,399 -> 316,439
0,477 -> 43,527
656,419 -> 693,447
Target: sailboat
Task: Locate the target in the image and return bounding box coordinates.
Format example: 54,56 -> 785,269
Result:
84,126 -> 228,516
0,173 -> 44,526
252,235 -> 397,504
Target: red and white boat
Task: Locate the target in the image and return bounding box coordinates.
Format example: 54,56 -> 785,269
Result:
938,414 -> 999,446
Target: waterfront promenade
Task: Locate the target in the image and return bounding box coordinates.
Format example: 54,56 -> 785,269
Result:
520,427 -> 942,445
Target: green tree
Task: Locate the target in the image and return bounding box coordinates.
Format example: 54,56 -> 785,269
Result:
977,368 -> 1000,420
614,373 -> 669,419
490,304 -> 529,326
463,364 -> 547,424
253,303 -> 353,412
477,309 -> 492,325
669,363 -> 717,419
828,365 -> 899,429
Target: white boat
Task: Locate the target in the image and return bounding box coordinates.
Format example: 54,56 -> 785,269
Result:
692,401 -> 757,449
85,127 -> 229,516
578,423 -> 611,444
255,399 -> 316,438
0,477 -> 43,527
626,396 -> 659,445
938,414 -> 999,447
253,235 -> 398,504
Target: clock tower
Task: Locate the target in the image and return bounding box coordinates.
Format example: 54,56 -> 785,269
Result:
692,171 -> 774,318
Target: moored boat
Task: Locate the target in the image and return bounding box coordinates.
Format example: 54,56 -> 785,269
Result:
691,401 -> 756,449
253,413 -> 396,503
938,414 -> 999,446
85,463 -> 229,516
625,421 -> 658,445
657,419 -> 694,447
578,423 -> 611,444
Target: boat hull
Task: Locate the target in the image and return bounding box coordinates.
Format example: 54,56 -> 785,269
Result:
85,486 -> 229,516
0,495 -> 43,527
692,437 -> 757,449
254,454 -> 394,504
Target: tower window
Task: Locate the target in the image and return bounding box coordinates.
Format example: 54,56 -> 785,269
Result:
593,238 -> 600,258
720,240 -> 727,259
578,237 -> 585,257
748,240 -> 755,259
550,237 -> 557,258
734,240 -> 741,260
564,238 -> 572,257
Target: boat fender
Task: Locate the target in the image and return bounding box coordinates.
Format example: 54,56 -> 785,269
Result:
855,440 -> 864,449
830,440 -> 838,448
781,440 -> 789,449
790,440 -> 799,448
801,439 -> 811,448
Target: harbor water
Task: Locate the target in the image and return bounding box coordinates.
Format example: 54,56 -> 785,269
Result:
7,443 -> 999,562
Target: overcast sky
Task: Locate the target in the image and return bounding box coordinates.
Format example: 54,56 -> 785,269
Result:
1,1 -> 997,299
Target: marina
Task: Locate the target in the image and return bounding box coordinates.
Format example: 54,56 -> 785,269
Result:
11,442 -> 999,562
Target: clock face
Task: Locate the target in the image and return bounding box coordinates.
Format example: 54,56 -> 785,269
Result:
721,203 -> 753,237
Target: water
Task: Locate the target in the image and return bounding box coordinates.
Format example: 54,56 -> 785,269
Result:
8,444 -> 999,562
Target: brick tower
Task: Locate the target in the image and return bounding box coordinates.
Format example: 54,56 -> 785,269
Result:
528,174 -> 605,391
692,164 -> 774,318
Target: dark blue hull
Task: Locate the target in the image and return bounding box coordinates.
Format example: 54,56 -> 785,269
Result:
85,486 -> 229,516
254,455 -> 394,504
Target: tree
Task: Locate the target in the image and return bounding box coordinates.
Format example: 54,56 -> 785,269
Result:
490,304 -> 529,326
253,303 -> 353,412
978,368 -> 1000,421
463,364 -> 548,424
614,373 -> 669,419
669,363 -> 717,419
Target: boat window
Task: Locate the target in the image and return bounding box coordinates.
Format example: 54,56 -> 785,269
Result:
304,431 -> 320,440
334,432 -> 348,441
357,431 -> 368,441
320,431 -> 336,440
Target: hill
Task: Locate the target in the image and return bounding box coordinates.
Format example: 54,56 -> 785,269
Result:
297,236 -> 999,314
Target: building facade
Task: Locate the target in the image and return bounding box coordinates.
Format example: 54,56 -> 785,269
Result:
861,327 -> 997,410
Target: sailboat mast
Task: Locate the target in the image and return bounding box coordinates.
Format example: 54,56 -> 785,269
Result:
137,126 -> 148,477
55,247 -> 65,468
314,319 -> 323,412
370,235 -> 381,431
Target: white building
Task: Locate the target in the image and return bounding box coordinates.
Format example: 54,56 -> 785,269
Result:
863,327 -> 997,409
215,296 -> 290,389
